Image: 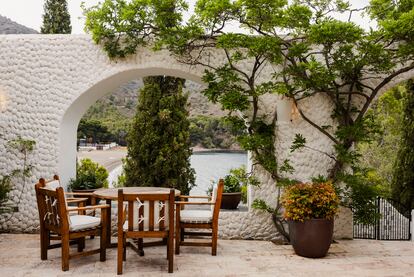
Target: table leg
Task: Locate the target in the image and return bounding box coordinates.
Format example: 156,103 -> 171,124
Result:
106,199 -> 112,247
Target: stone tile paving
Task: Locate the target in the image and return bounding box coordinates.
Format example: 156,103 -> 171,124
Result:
0,234 -> 413,277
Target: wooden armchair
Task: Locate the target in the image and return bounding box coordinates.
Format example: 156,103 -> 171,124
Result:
175,179 -> 224,256
34,181 -> 109,271
117,189 -> 175,275
41,175 -> 96,215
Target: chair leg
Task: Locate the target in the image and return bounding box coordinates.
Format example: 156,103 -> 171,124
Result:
40,228 -> 48,260
180,228 -> 185,241
100,228 -> 107,262
77,237 -> 85,252
123,237 -> 126,261
138,238 -> 144,256
117,234 -> 123,275
175,224 -> 180,255
212,227 -> 218,256
61,233 -> 70,271
168,234 -> 174,273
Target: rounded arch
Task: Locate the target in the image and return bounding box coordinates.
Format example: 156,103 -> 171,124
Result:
58,67 -> 204,186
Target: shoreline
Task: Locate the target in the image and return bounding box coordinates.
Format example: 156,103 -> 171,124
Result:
192,148 -> 246,154
78,147 -> 246,173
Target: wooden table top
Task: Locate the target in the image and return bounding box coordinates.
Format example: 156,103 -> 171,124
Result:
93,187 -> 181,200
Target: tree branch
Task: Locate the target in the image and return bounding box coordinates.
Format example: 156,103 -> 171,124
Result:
293,98 -> 339,145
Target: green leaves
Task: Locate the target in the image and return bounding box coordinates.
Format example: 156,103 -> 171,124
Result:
41,0 -> 72,34
202,67 -> 249,111
124,76 -> 195,195
391,80 -> 414,210
308,19 -> 363,46
290,134 -> 307,152
217,34 -> 283,63
69,158 -> 109,190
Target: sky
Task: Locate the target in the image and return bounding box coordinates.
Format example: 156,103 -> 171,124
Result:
0,0 -> 374,34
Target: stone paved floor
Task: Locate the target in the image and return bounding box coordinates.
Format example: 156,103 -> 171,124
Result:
0,234 -> 413,276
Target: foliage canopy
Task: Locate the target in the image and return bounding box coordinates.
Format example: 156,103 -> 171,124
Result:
85,0 -> 414,240
391,80 -> 414,210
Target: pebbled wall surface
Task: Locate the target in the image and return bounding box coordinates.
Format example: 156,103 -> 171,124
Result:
1,35 -> 409,239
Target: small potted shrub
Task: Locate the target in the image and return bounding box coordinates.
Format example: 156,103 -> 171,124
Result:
221,174 -> 242,209
282,182 -> 339,258
68,158 -> 109,200
211,166 -> 259,210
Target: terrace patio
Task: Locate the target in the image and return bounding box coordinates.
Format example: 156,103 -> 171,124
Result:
1,234 -> 413,276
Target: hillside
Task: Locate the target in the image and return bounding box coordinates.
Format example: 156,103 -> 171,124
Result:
81,79 -> 239,149
87,79 -> 226,118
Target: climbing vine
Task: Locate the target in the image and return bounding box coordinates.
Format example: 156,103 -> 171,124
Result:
0,137 -> 36,216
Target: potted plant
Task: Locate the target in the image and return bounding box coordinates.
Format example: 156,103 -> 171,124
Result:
68,158 -> 109,204
282,182 -> 339,258
221,174 -> 242,209
210,166 -> 259,210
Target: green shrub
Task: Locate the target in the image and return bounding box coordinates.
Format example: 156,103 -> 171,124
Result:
68,158 -> 108,190
281,182 -> 339,222
223,174 -> 241,193
208,166 -> 259,203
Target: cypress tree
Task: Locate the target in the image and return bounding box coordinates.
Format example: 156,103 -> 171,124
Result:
124,76 -> 195,195
391,80 -> 414,209
41,0 -> 71,34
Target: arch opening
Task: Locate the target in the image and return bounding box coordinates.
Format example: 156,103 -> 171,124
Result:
59,67 -> 204,187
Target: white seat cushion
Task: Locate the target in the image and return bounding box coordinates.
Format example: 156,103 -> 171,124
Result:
180,210 -> 213,224
69,215 -> 101,231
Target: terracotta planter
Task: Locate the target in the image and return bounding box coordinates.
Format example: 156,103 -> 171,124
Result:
288,218 -> 334,258
220,192 -> 242,209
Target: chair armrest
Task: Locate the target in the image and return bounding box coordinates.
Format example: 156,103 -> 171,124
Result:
67,204 -> 110,212
175,201 -> 215,205
66,197 -> 88,204
179,195 -> 210,199
65,192 -> 94,196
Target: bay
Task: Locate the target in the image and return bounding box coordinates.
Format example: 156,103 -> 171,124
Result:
108,151 -> 248,196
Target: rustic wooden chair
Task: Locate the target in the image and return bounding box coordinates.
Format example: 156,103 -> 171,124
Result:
117,189 -> 175,275
42,175 -> 97,214
39,175 -> 97,240
34,181 -> 109,271
175,179 -> 224,256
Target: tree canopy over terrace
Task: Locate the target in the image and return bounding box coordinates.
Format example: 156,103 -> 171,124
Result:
84,0 -> 414,241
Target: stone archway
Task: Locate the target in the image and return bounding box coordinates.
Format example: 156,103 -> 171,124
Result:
59,67 -> 204,186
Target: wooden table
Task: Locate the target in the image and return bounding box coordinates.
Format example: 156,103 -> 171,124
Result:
93,187 -> 180,249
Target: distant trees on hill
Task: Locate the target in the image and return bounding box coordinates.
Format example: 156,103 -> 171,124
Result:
77,119 -> 115,145
189,116 -> 239,149
78,101 -> 239,149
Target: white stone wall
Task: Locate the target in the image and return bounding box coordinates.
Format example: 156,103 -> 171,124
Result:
2,34 -> 410,239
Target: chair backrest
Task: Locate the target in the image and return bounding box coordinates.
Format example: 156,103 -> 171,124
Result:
42,175 -> 61,189
35,181 -> 69,234
211,179 -> 224,221
118,189 -> 175,233
38,175 -> 68,207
